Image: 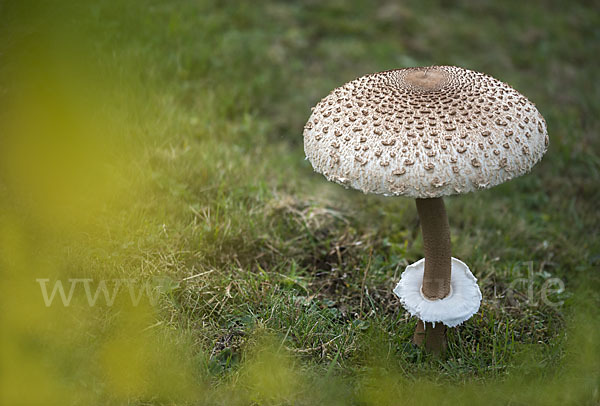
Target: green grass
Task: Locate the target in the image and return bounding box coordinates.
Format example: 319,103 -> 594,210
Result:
1,0 -> 599,404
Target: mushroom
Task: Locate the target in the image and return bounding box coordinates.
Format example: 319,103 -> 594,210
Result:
303,66 -> 548,354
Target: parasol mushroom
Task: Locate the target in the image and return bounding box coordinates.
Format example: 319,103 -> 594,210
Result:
303,66 -> 548,354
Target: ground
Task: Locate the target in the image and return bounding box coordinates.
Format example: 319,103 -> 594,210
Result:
0,0 -> 599,405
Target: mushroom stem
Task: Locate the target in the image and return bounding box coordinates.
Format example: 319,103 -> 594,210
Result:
416,197 -> 452,300
413,320 -> 447,355
413,197 -> 452,354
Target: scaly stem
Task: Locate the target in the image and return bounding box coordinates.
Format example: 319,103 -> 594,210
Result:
412,197 -> 452,354
413,320 -> 447,355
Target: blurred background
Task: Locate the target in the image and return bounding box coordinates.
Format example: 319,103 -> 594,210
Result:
1,1 -> 598,404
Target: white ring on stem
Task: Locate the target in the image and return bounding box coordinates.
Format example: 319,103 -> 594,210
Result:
393,257 -> 482,328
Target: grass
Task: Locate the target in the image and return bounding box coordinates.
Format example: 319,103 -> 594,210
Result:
0,0 -> 599,404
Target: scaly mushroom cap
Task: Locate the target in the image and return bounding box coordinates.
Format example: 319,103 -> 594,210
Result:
303,66 -> 548,198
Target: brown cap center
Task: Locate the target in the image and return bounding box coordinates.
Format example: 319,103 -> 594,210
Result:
403,68 -> 448,91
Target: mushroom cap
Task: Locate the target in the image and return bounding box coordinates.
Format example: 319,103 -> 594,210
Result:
393,257 -> 482,327
303,66 -> 548,198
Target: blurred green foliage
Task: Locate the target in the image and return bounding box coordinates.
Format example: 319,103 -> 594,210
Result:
0,0 -> 598,404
